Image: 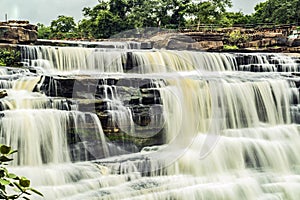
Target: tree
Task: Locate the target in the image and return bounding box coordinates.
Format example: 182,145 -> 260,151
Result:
50,15 -> 76,33
189,0 -> 232,28
126,0 -> 165,28
79,2 -> 125,39
79,0 -> 233,38
37,23 -> 52,39
251,0 -> 300,25
49,15 -> 79,39
219,12 -> 251,27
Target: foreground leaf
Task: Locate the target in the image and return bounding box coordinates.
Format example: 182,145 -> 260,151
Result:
0,179 -> 10,186
13,182 -> 24,192
0,156 -> 13,162
0,145 -> 11,155
19,177 -> 30,188
28,188 -> 44,197
7,150 -> 18,155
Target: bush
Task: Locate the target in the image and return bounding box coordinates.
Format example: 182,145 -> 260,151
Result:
227,30 -> 249,45
0,49 -> 21,67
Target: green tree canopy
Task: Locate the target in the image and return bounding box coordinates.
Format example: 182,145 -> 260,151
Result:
50,15 -> 77,33
251,0 -> 300,25
49,15 -> 79,39
37,23 -> 52,39
79,0 -> 232,39
219,12 -> 251,27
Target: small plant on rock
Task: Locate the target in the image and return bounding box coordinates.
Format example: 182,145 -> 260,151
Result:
227,30 -> 249,46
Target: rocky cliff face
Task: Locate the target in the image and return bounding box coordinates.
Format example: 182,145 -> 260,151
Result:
0,20 -> 37,44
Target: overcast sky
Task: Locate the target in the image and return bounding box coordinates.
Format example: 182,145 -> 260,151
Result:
0,0 -> 266,25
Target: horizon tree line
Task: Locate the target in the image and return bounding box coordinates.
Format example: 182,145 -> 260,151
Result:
37,0 -> 300,39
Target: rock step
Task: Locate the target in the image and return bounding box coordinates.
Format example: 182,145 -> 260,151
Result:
34,75 -> 165,155
238,64 -> 300,72
0,21 -> 37,44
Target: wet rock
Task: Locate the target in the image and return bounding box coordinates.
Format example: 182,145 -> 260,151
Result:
35,75 -> 165,150
140,42 -> 153,49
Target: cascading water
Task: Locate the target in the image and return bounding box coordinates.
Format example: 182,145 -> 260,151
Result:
1,43 -> 300,199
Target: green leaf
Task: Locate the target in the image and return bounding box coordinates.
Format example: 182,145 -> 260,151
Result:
7,194 -> 18,199
7,173 -> 18,179
0,179 -> 11,186
0,145 -> 11,155
19,177 -> 30,188
23,191 -> 31,195
28,188 -> 44,197
1,168 -> 8,174
0,169 -> 5,178
7,150 -> 18,156
0,184 -> 5,192
0,156 -> 13,163
13,182 -> 24,192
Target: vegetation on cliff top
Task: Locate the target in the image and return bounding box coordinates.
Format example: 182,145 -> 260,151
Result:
38,0 -> 233,39
37,0 -> 300,40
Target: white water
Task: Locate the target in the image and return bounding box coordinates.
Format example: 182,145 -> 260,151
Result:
21,45 -> 239,72
0,45 -> 300,199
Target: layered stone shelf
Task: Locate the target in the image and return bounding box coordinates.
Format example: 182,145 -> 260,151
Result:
34,75 -> 165,152
0,20 -> 37,44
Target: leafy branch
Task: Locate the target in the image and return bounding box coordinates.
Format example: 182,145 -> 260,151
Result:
0,145 -> 43,200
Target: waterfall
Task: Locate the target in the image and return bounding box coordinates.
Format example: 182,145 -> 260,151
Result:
20,45 -> 126,72
0,110 -> 109,166
0,43 -> 299,199
21,45 -> 239,72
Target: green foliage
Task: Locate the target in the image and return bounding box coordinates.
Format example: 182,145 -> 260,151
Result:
0,144 -> 43,199
36,0 -> 236,39
51,15 -> 76,33
79,8 -> 124,39
227,30 -> 249,45
223,45 -> 239,50
50,15 -> 80,39
36,0 -> 300,40
219,12 -> 251,27
0,49 -> 21,67
38,16 -> 80,40
250,0 -> 300,25
79,0 -> 232,38
188,0 -> 232,28
37,23 -> 52,39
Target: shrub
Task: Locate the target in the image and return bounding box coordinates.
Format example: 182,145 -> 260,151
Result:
227,30 -> 249,45
0,49 -> 21,67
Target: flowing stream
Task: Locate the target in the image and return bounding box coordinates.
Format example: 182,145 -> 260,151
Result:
0,44 -> 300,199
